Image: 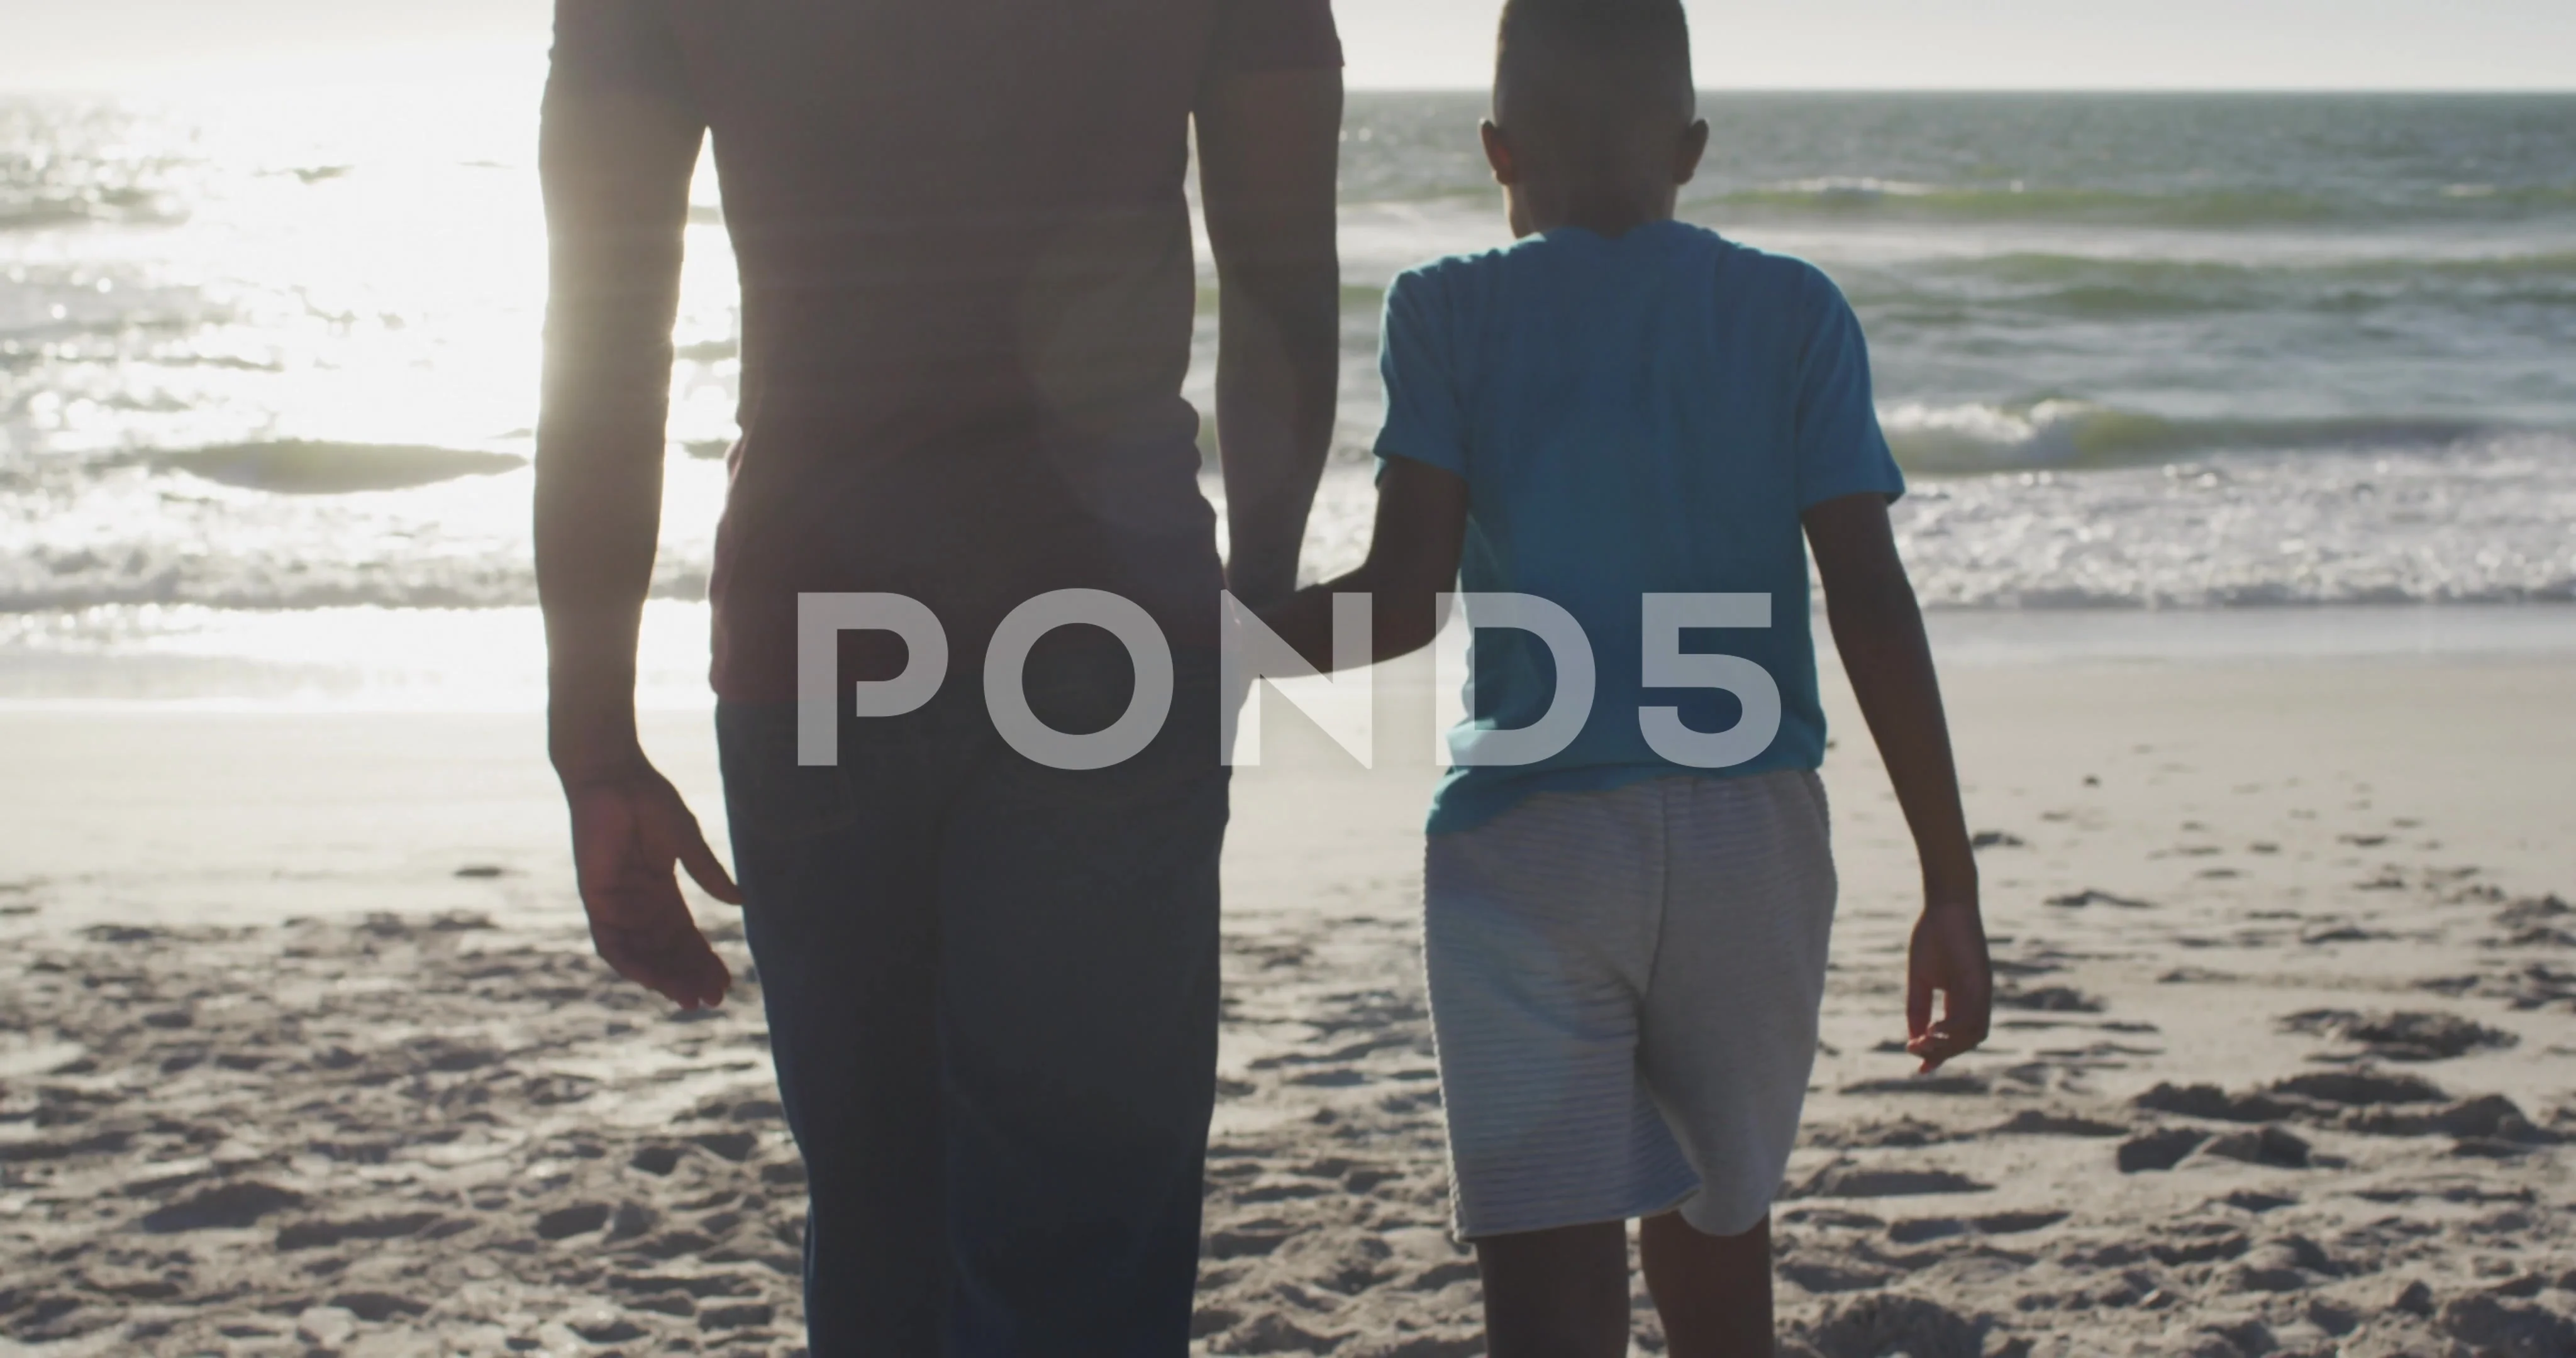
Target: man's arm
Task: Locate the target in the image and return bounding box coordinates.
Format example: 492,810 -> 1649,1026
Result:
1196,68 -> 1344,608
536,3 -> 738,1010
1804,492 -> 1990,1071
1258,456 -> 1467,671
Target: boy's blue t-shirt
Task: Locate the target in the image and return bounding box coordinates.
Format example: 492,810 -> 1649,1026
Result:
1375,219 -> 1904,834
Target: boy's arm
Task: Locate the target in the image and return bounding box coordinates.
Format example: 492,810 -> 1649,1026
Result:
1197,69 -> 1344,609
1258,457 -> 1468,671
1804,492 -> 1991,1071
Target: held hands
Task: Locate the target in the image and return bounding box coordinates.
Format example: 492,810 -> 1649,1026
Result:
562,760 -> 742,1011
1905,898 -> 1993,1073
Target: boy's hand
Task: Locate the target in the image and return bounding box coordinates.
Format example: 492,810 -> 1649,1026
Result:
1807,495 -> 1991,1076
1257,458 -> 1469,673
1905,902 -> 1992,1072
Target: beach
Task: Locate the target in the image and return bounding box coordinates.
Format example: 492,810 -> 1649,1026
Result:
5,618 -> 2573,1357
6,82 -> 2575,1357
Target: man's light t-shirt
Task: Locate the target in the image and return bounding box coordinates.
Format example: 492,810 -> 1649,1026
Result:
1375,219 -> 1906,834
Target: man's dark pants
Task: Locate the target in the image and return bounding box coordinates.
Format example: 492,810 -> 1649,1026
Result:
718,644 -> 1227,1356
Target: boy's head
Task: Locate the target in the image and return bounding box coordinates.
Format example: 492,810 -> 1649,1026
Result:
1483,0 -> 1707,237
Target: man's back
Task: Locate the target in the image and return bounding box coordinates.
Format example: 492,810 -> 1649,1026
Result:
547,0 -> 1340,697
535,4 -> 1340,1352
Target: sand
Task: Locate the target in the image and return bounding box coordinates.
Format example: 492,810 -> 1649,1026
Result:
4,639 -> 2575,1356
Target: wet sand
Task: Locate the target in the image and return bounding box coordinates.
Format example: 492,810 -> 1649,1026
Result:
3,649 -> 2573,1356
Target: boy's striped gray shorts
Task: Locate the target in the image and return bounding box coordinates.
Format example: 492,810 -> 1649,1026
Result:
1423,770 -> 1838,1239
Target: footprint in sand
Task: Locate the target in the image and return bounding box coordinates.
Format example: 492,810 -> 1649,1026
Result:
1987,1110 -> 2129,1138
536,1202 -> 614,1240
1996,985 -> 2104,1014
1840,1073 -> 1990,1097
1804,1117 -> 1957,1149
1790,1294 -> 1991,1358
2494,893 -> 2575,948
1787,1163 -> 1992,1200
139,1181 -> 306,1233
2045,888 -> 2154,910
2194,1125 -> 2312,1169
2299,920 -> 2394,944
1885,1208 -> 2069,1245
2279,1008 -> 2517,1062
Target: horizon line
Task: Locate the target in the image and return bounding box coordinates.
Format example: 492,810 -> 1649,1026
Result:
3,80 -> 2574,98
1359,85 -> 2576,96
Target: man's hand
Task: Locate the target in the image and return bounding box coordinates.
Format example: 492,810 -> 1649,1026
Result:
1196,67 -> 1343,608
564,763 -> 742,1010
1905,902 -> 1992,1072
539,5 -> 723,1010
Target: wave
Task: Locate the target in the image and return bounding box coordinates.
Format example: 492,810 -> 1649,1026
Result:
1696,178 -> 2576,228
1201,284 -> 1392,317
1284,437 -> 2576,612
0,188 -> 182,233
11,436 -> 2573,616
1880,400 -> 2511,475
1885,433 -> 2576,610
1884,250 -> 2576,319
1970,250 -> 2576,285
145,442 -> 526,494
1281,253 -> 2576,332
0,570 -> 708,616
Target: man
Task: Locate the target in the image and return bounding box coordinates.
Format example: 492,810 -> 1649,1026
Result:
532,2 -> 1341,1352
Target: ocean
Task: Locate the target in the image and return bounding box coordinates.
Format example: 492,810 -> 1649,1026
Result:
3,88 -> 2572,705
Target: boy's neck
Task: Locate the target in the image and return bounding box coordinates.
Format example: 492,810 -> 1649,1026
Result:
1509,181 -> 1679,240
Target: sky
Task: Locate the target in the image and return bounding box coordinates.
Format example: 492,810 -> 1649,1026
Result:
1,0 -> 2572,92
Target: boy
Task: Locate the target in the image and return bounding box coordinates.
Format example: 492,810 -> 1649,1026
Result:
1256,1 -> 1991,1353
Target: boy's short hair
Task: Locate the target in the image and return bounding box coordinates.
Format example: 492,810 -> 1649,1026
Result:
1495,0 -> 1694,119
